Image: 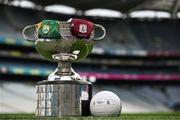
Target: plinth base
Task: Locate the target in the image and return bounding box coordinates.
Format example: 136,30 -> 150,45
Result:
36,80 -> 92,117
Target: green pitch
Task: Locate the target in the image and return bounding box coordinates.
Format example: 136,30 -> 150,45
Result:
0,113 -> 180,120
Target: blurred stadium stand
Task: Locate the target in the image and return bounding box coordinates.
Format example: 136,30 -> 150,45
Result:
0,0 -> 180,113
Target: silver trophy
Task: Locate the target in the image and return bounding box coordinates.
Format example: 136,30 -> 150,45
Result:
22,19 -> 106,117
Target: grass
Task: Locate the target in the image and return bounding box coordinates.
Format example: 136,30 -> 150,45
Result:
0,113 -> 180,120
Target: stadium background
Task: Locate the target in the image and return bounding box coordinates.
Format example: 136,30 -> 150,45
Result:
0,0 -> 180,114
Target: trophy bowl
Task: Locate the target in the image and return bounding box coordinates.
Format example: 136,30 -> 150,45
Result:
35,37 -> 94,62
23,19 -> 105,62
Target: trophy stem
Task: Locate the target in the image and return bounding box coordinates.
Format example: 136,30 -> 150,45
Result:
57,61 -> 72,76
52,53 -> 76,76
48,53 -> 81,81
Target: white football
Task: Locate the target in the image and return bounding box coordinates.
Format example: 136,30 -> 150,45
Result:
90,91 -> 122,116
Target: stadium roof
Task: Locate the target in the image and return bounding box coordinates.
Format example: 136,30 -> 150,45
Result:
2,0 -> 179,12
1,0 -> 180,18
26,0 -> 144,12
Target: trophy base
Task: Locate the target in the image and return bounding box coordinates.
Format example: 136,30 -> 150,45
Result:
36,80 -> 92,117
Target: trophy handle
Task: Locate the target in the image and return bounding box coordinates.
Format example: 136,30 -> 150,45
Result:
93,24 -> 106,41
22,25 -> 37,42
